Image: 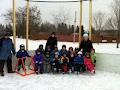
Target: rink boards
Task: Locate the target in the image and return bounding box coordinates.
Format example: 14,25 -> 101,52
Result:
12,51 -> 120,74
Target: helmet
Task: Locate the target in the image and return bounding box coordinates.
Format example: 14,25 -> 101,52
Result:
20,44 -> 25,50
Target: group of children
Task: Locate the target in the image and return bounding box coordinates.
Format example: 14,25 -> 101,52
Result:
16,44 -> 96,74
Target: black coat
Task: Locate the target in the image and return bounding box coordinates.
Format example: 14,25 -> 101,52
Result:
79,39 -> 93,55
46,36 -> 57,50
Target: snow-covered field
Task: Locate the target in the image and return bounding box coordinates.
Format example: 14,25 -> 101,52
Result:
14,38 -> 120,54
0,71 -> 120,90
0,38 -> 118,90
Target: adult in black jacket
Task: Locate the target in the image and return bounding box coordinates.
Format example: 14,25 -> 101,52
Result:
46,32 -> 57,51
79,33 -> 93,55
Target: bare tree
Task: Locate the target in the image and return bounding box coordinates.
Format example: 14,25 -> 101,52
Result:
51,8 -> 71,25
93,11 -> 106,36
3,5 -> 42,38
104,16 -> 117,30
111,0 -> 120,48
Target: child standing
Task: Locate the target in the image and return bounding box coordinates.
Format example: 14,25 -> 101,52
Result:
84,52 -> 95,74
16,44 -> 30,71
34,49 -> 44,74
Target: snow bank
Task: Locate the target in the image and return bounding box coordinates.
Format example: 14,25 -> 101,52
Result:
14,38 -> 120,54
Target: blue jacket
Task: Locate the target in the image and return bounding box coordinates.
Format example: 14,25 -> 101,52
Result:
16,50 -> 29,58
74,55 -> 83,64
59,49 -> 68,56
0,38 -> 15,60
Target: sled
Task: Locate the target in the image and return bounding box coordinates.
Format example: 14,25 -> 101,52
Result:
15,57 -> 35,76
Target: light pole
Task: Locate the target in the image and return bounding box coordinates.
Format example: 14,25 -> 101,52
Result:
13,0 -> 16,50
26,0 -> 30,50
73,11 -> 77,43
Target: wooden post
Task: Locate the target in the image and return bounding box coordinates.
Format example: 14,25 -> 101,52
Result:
89,0 -> 92,40
13,0 -> 16,50
26,0 -> 30,50
79,0 -> 83,46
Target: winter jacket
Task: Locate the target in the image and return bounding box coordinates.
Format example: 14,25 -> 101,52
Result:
84,57 -> 95,72
0,38 -> 15,60
74,55 -> 84,64
59,50 -> 68,56
79,40 -> 93,55
16,50 -> 29,58
61,56 -> 69,64
90,53 -> 96,63
46,36 -> 57,51
33,53 -> 44,64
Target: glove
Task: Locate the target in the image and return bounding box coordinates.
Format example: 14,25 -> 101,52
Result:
39,62 -> 42,64
36,61 -> 38,64
52,63 -> 55,65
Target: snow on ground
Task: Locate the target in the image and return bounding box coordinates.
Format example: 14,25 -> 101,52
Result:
0,71 -> 120,90
14,38 -> 120,54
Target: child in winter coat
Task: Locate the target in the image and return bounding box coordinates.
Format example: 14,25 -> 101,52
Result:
44,51 -> 51,73
74,51 -> 85,73
61,53 -> 69,73
51,52 -> 61,73
59,45 -> 68,56
84,52 -> 95,74
90,48 -> 96,67
68,47 -> 75,72
34,49 -> 44,74
16,44 -> 30,71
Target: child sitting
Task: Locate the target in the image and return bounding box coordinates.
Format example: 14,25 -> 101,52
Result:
44,51 -> 51,73
59,45 -> 68,56
74,51 -> 85,73
34,49 -> 44,74
61,53 -> 69,73
51,52 -> 61,73
84,52 -> 95,74
16,44 -> 30,71
90,48 -> 96,67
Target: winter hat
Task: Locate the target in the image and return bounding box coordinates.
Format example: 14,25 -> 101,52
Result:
83,33 -> 88,37
78,51 -> 82,55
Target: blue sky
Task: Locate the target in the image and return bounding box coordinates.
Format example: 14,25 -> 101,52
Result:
0,0 -> 113,29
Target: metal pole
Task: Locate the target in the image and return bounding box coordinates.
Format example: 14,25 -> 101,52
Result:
79,0 -> 82,46
73,11 -> 77,43
26,0 -> 30,50
89,0 -> 92,40
13,0 -> 16,50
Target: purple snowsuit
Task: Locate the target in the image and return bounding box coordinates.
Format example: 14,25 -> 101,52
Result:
33,52 -> 44,73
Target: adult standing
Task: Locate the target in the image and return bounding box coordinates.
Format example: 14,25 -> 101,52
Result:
0,33 -> 15,76
46,32 -> 57,51
79,33 -> 93,55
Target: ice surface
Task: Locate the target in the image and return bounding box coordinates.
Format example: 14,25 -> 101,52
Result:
0,71 -> 120,90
